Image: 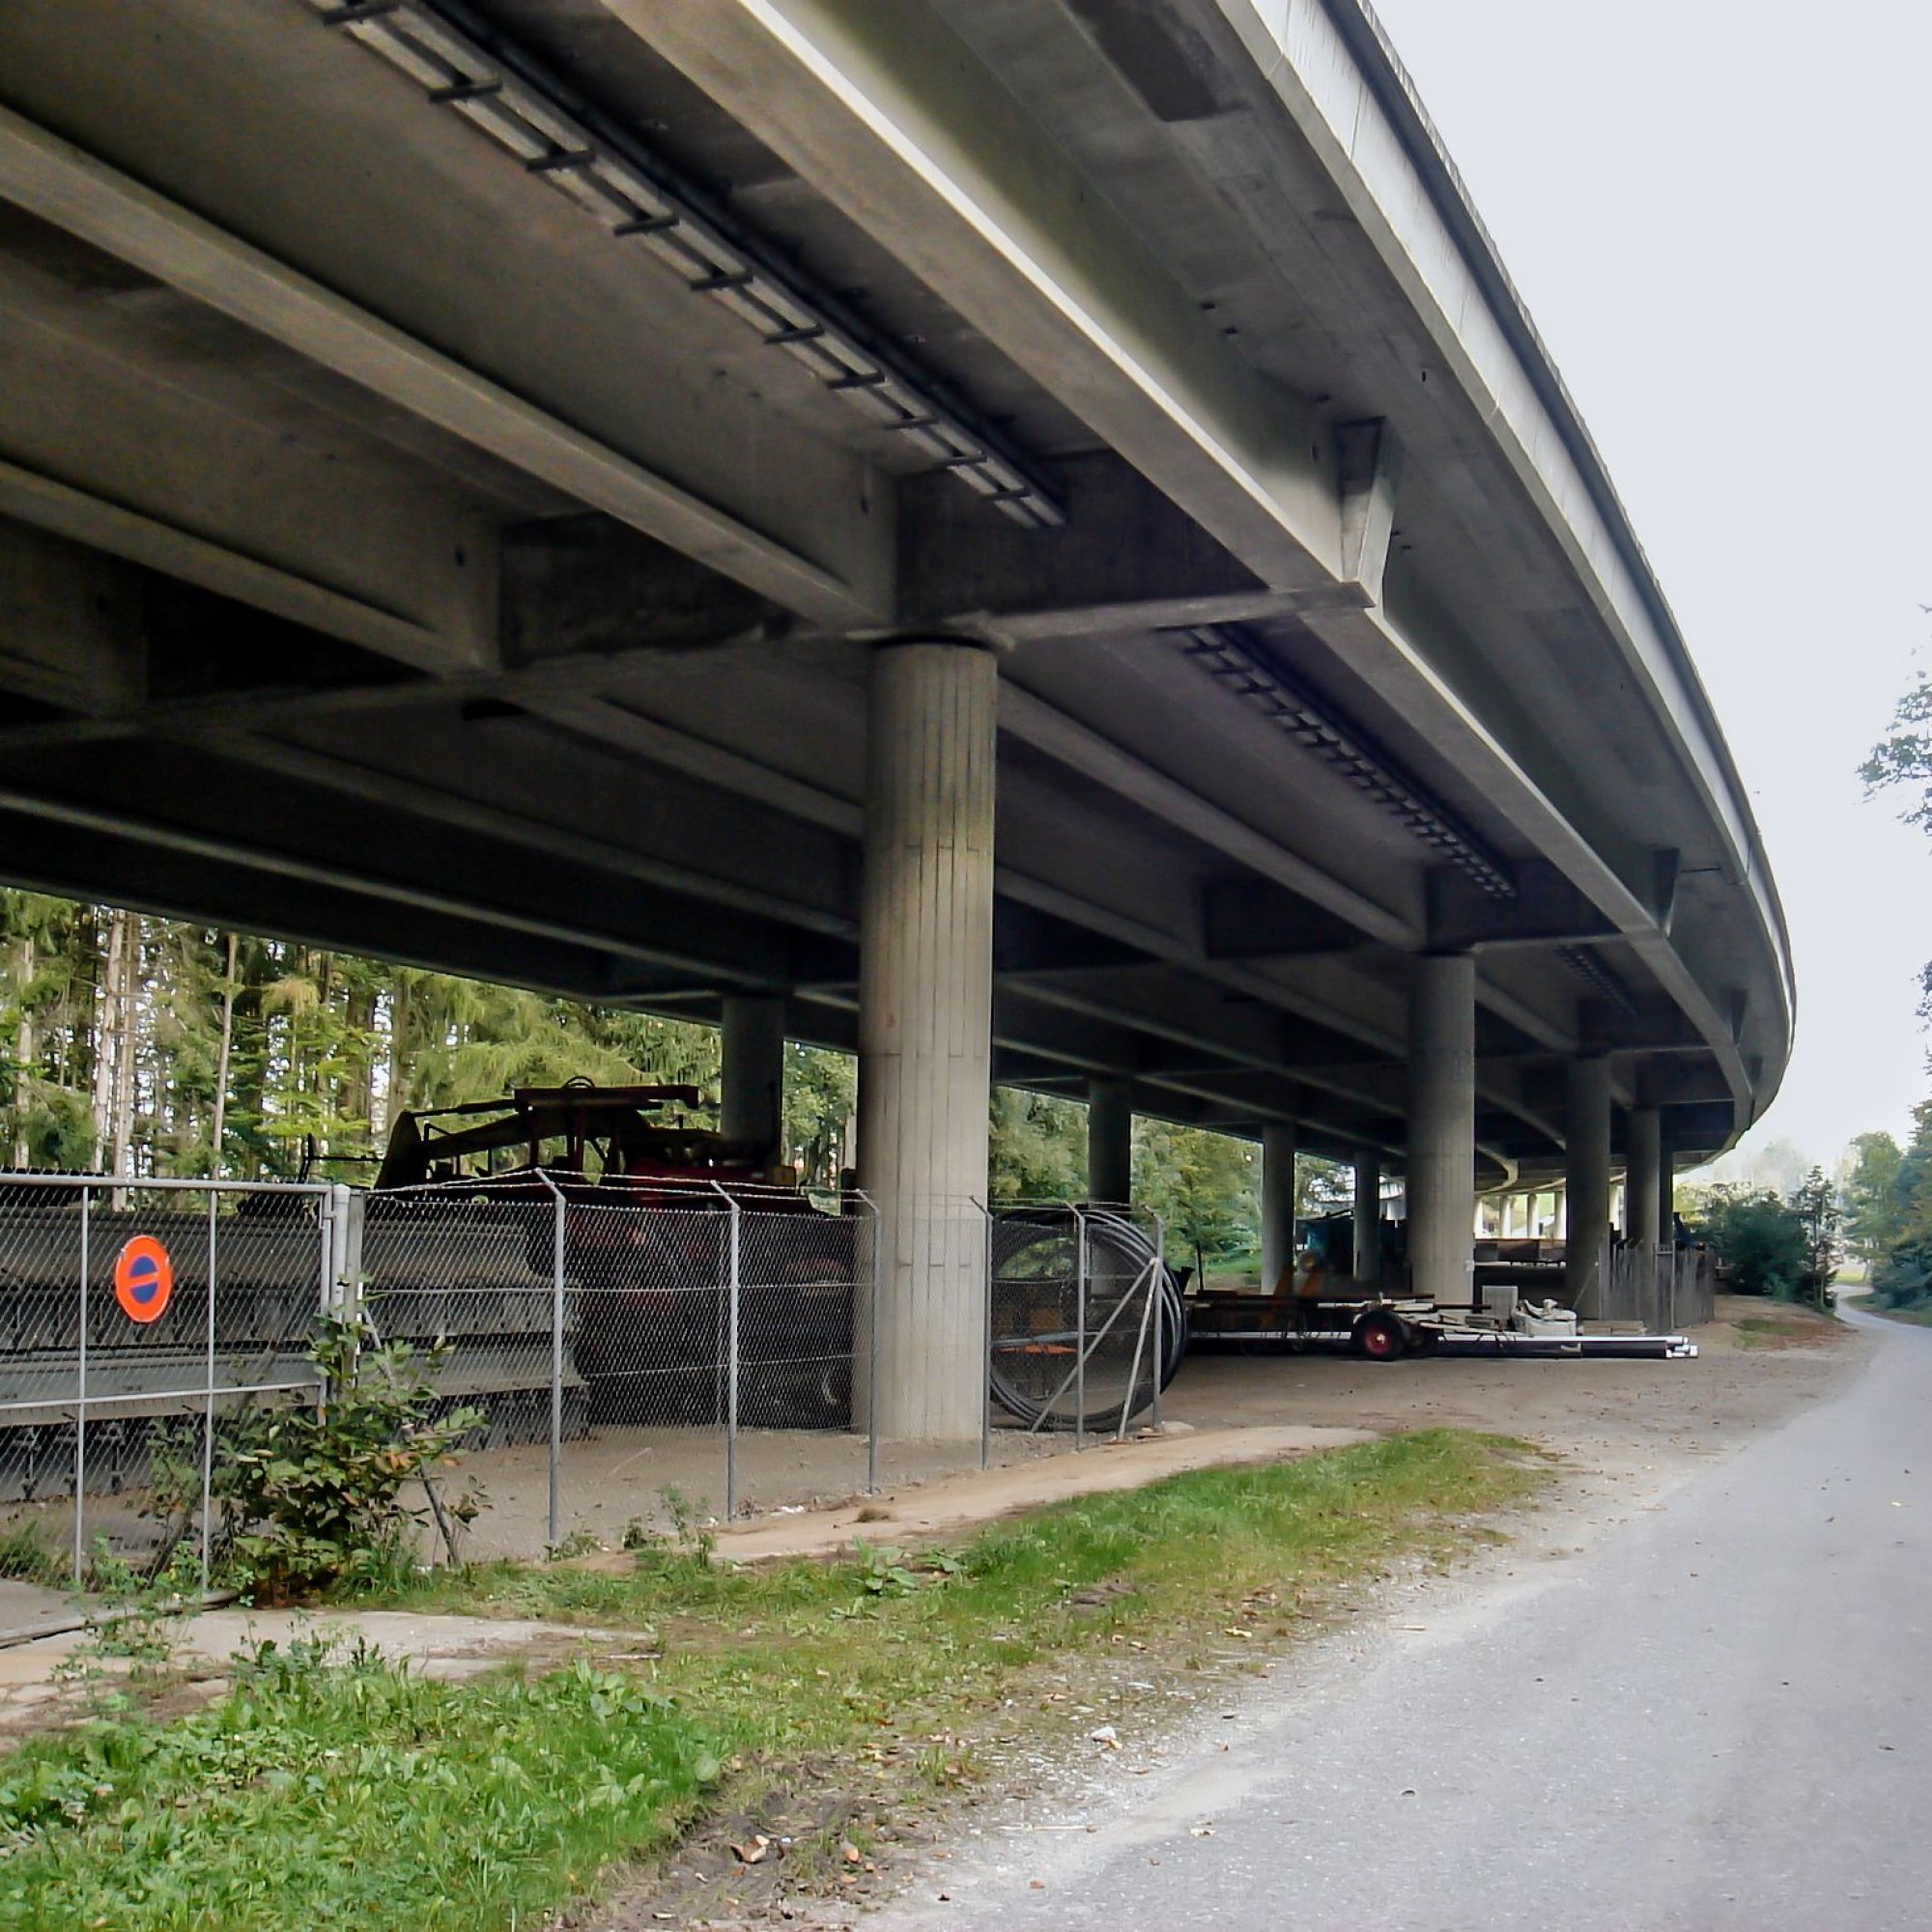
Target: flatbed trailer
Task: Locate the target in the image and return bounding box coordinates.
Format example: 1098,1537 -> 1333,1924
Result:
1186,1291 -> 1697,1362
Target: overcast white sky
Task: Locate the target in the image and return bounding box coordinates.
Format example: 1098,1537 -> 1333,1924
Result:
1365,0 -> 1932,1175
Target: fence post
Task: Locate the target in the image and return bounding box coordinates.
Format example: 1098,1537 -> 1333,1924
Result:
199,1187 -> 219,1593
980,1203 -> 993,1471
722,1184 -> 742,1522
1074,1205 -> 1089,1451
72,1184 -> 90,1587
867,1195 -> 883,1494
1151,1211 -> 1165,1435
536,1171 -> 567,1555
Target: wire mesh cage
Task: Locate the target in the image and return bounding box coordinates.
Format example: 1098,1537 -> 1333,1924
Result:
988,1205 -> 1185,1434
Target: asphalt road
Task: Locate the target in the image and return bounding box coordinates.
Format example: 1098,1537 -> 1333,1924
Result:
875,1306 -> 1926,1932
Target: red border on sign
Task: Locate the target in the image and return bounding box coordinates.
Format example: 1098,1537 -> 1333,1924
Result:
114,1235 -> 174,1325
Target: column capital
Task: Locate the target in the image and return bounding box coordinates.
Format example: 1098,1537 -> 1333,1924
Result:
866,631 -> 1000,655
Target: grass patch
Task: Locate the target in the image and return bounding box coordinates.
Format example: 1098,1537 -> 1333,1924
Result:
0,1431 -> 1547,1931
1861,1303 -> 1932,1327
1733,1309 -> 1841,1350
0,1637 -> 722,1931
0,1518 -> 64,1589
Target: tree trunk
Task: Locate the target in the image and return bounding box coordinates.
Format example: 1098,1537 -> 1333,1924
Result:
14,933 -> 33,1168
210,930 -> 238,1180
109,912 -> 138,1202
90,909 -> 120,1175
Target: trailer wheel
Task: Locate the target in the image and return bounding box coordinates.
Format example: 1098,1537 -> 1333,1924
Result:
1353,1311 -> 1406,1362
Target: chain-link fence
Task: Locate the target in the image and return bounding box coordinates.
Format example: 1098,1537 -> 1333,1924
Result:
0,1176 -> 1188,1577
0,1175 -> 335,1586
355,1176 -> 880,1554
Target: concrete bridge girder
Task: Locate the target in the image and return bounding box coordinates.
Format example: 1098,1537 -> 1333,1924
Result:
0,0 -> 1792,1438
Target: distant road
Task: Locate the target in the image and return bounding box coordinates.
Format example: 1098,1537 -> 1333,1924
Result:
876,1305 -> 1930,1931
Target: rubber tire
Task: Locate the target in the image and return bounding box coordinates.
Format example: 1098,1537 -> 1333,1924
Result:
1353,1311 -> 1407,1362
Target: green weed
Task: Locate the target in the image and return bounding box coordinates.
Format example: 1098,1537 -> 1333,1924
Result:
1,1431 -> 1547,1932
0,1637 -> 722,1931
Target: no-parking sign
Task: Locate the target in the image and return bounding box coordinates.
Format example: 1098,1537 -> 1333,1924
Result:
113,1235 -> 173,1324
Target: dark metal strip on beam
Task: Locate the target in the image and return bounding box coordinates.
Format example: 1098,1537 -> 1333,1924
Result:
306,0 -> 1063,531
998,680 -> 1415,948
1171,624 -> 1515,896
0,104 -> 862,629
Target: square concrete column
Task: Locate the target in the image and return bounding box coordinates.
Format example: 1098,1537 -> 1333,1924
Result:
857,638 -> 997,1441
1261,1121 -> 1298,1292
1406,954 -> 1475,1305
1625,1105 -> 1662,1250
1564,1058 -> 1612,1310
1087,1077 -> 1134,1206
720,995 -> 786,1157
1353,1151 -> 1383,1288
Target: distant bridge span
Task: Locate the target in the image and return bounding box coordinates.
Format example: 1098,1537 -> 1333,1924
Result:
0,0 -> 1791,1433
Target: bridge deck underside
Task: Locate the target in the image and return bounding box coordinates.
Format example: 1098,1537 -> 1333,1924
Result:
0,0 -> 1785,1188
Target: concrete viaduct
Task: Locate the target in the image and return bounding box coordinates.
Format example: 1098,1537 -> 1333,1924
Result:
0,0 -> 1792,1436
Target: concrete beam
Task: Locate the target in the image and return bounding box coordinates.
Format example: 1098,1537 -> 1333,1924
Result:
998,681 -> 1414,948
619,0 -> 1341,590
196,729 -> 855,942
1201,879 -> 1363,960
0,516 -> 143,715
0,103 -> 872,630
1335,419 -> 1401,601
1426,859 -> 1619,952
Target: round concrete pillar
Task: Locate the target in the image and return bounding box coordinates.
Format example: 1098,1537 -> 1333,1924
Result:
1261,1121 -> 1298,1292
1406,954 -> 1475,1305
1087,1077 -> 1133,1206
1564,1058 -> 1612,1310
1658,1123 -> 1677,1246
857,638 -> 997,1440
1353,1151 -> 1383,1288
720,996 -> 786,1156
1626,1105 -> 1662,1250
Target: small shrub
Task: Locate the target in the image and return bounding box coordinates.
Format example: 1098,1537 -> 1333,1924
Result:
0,1519 -> 61,1587
160,1314 -> 487,1603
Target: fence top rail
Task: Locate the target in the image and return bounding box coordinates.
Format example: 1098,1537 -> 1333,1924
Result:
0,1172 -> 333,1197
367,1170 -> 878,1211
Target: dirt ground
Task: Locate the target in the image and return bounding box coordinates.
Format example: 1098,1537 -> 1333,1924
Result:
455,1295 -> 1856,1561
0,1296 -> 1860,1929
584,1294 -> 1864,1930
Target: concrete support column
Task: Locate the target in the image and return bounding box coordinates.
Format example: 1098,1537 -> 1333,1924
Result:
1353,1151 -> 1383,1288
1564,1058 -> 1612,1310
1260,1121 -> 1299,1292
1626,1106 -> 1662,1251
1407,954 -> 1475,1305
857,638 -> 997,1440
1087,1077 -> 1134,1206
720,996 -> 786,1156
1659,1126 -> 1677,1246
